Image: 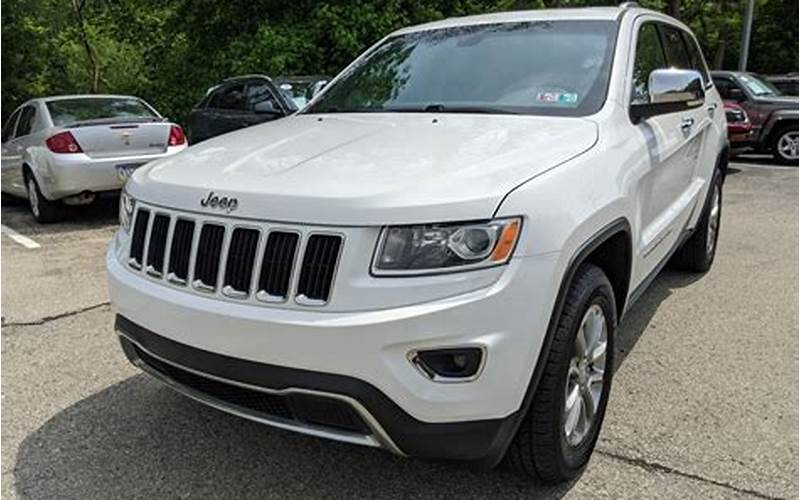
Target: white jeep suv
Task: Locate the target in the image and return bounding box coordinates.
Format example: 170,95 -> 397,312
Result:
107,5 -> 726,483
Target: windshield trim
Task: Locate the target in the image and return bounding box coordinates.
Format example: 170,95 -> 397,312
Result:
303,19 -> 621,118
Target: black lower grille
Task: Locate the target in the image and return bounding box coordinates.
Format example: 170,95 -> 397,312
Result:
224,228 -> 260,293
135,346 -> 293,420
193,224 -> 225,289
296,235 -> 342,302
129,209 -> 150,267
167,219 -> 195,282
133,345 -> 368,433
146,214 -> 170,274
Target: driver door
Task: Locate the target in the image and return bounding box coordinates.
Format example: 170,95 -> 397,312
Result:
630,21 -> 710,285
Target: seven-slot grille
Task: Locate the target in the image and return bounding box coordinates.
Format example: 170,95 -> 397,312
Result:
127,208 -> 343,305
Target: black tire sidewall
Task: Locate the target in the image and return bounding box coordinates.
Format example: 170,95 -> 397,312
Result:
555,286 -> 616,473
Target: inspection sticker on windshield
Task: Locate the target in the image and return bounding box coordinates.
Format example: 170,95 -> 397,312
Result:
536,92 -> 578,105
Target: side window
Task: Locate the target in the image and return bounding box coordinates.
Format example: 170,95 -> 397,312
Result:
246,82 -> 280,113
713,77 -> 741,100
631,23 -> 667,105
207,83 -> 247,111
1,109 -> 21,142
15,106 -> 36,137
681,31 -> 711,86
660,26 -> 691,69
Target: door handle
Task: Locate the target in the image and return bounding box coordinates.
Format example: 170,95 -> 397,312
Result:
706,102 -> 717,117
680,117 -> 695,132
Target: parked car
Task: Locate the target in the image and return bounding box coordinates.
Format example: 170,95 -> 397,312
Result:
108,5 -> 726,483
711,71 -> 798,164
724,102 -> 754,153
274,76 -> 330,109
187,75 -> 296,144
1,94 -> 187,222
761,73 -> 799,96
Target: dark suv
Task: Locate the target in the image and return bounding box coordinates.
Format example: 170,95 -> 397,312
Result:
711,71 -> 798,164
187,75 -> 297,144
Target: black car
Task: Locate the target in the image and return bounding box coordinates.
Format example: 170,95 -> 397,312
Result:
187,75 -> 297,144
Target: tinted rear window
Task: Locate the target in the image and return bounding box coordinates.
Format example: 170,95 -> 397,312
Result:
46,98 -> 158,126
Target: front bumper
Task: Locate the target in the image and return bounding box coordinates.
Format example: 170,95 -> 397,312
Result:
107,240 -> 562,462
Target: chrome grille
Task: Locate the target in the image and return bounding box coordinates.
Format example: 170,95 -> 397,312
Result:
166,219 -> 195,284
128,208 -> 343,305
145,214 -> 169,277
129,208 -> 150,269
257,231 -> 299,301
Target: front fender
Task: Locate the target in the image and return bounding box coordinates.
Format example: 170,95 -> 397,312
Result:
760,109 -> 799,143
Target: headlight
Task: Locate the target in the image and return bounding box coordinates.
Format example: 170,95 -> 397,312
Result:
119,190 -> 136,232
372,217 -> 521,276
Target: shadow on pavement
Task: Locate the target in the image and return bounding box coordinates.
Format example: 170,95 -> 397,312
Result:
1,194 -> 119,236
12,270 -> 699,500
14,375 -> 574,500
615,270 -> 704,370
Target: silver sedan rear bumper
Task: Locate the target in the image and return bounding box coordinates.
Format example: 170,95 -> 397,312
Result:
39,146 -> 185,200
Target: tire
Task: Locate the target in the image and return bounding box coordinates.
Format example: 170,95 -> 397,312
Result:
505,264 -> 616,483
25,172 -> 64,223
770,124 -> 798,165
669,168 -> 722,272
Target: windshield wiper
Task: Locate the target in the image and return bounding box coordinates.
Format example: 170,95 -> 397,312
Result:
386,104 -> 521,115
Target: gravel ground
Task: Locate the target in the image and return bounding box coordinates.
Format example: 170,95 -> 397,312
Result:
2,158 -> 797,499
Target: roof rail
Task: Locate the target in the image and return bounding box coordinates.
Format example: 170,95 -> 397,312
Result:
619,1 -> 640,8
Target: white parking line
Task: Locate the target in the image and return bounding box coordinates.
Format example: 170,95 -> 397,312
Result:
1,225 -> 41,249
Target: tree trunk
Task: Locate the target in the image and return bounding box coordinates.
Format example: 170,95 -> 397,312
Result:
712,0 -> 730,70
713,38 -> 727,69
71,0 -> 101,92
667,0 -> 681,18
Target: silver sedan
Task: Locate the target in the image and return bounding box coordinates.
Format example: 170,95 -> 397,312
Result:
1,95 -> 187,222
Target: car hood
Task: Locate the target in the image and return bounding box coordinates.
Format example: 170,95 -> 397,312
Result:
129,113 -> 598,225
753,95 -> 799,108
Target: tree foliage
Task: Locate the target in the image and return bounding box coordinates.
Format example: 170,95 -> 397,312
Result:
2,0 -> 797,124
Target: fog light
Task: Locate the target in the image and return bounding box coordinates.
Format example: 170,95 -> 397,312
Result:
410,347 -> 484,382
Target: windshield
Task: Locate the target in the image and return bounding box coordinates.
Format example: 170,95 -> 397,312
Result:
306,20 -> 617,117
739,74 -> 782,97
276,81 -> 311,109
46,97 -> 159,126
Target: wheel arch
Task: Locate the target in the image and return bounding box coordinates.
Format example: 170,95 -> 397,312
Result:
487,218 -> 633,468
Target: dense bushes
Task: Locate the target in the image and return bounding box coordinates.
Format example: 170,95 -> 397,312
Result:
2,0 -> 797,125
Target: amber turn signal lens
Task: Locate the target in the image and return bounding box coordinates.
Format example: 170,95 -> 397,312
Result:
490,218 -> 521,262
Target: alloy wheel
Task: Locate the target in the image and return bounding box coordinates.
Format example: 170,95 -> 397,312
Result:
564,303 -> 607,447
777,130 -> 799,162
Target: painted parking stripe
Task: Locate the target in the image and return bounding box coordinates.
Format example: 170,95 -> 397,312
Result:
1,225 -> 40,249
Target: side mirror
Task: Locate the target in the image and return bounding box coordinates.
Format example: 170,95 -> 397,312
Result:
253,100 -> 282,115
631,68 -> 705,123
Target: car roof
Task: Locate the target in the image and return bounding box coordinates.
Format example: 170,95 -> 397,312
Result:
391,5 -> 656,35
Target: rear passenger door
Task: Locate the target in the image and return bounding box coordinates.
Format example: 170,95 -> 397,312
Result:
629,20 -> 711,285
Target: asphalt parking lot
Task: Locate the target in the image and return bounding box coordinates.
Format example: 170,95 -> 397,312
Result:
1,157 -> 797,499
